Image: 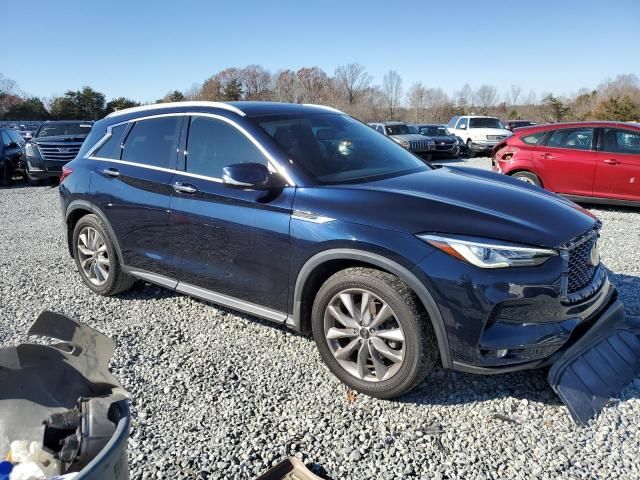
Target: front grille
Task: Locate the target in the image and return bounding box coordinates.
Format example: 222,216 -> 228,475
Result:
487,135 -> 507,141
409,140 -> 432,151
566,229 -> 599,295
37,143 -> 82,161
435,142 -> 455,151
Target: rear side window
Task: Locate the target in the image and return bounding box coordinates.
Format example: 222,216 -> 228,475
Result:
185,116 -> 267,178
94,124 -> 127,159
601,129 -> 640,155
1,131 -> 11,146
520,132 -> 546,145
545,128 -> 593,150
121,117 -> 181,168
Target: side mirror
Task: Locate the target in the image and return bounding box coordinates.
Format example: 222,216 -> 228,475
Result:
222,162 -> 277,190
459,125 -> 467,130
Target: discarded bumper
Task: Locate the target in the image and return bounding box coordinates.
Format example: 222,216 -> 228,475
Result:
548,299 -> 640,424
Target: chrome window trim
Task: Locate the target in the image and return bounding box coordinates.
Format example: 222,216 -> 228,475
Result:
86,112 -> 296,186
105,101 -> 245,119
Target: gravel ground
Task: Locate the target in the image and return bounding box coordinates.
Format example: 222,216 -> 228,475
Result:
0,157 -> 639,479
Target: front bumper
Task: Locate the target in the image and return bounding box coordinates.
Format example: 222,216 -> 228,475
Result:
26,156 -> 67,179
468,140 -> 499,153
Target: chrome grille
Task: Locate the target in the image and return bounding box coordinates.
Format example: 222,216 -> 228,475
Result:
487,135 -> 507,141
409,140 -> 433,151
566,230 -> 599,294
435,141 -> 455,151
37,143 -> 82,161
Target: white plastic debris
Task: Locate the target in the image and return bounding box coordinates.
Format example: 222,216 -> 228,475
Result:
8,441 -> 60,479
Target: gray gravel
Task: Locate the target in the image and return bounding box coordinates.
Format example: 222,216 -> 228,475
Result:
1,158 -> 639,479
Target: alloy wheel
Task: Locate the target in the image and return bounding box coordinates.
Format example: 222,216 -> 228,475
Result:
323,288 -> 406,382
77,226 -> 110,286
515,175 -> 535,185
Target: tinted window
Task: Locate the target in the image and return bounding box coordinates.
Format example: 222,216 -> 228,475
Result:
385,124 -> 411,135
521,131 -> 546,145
36,122 -> 92,138
469,117 -> 503,129
256,113 -> 429,185
376,125 -> 384,134
1,131 -> 11,147
94,124 -> 127,159
419,126 -> 448,136
601,129 -> 640,155
122,117 -> 181,168
186,116 -> 267,178
8,130 -> 24,145
546,128 -> 593,150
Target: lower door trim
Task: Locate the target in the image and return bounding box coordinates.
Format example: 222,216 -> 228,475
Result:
124,266 -> 288,324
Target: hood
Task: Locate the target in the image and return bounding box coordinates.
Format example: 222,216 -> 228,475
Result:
33,134 -> 89,144
390,133 -> 432,142
294,167 -> 596,248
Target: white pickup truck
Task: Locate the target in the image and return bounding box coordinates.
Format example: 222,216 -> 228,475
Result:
446,116 -> 512,157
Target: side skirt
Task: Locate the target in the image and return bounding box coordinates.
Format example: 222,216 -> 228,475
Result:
124,267 -> 289,325
562,194 -> 640,207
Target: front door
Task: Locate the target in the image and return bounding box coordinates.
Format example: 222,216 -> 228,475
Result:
170,115 -> 293,313
594,127 -> 640,201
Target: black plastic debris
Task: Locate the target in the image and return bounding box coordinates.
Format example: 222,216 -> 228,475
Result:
548,300 -> 640,425
0,311 -> 130,479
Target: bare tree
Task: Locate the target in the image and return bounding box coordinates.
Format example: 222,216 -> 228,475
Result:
406,82 -> 426,122
296,67 -> 329,103
272,70 -> 300,103
198,76 -> 222,100
509,84 -> 522,106
454,83 -> 474,112
241,64 -> 272,100
183,82 -> 202,100
423,87 -> 450,122
334,63 -> 372,105
382,70 -> 403,120
0,73 -> 22,116
474,85 -> 498,113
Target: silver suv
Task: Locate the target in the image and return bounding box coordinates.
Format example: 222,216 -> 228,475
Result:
369,122 -> 435,160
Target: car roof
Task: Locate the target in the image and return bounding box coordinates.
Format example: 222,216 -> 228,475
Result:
105,101 -> 344,121
513,121 -> 640,134
40,120 -> 94,124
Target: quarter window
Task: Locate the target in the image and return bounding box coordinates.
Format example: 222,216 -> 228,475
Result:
520,132 -> 546,145
94,124 -> 127,159
545,128 -> 593,150
121,117 -> 181,168
185,116 -> 267,178
601,129 -> 640,155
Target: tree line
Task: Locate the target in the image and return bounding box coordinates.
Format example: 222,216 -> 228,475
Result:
1,66 -> 639,124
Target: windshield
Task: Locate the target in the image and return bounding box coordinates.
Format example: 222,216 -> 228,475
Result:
385,124 -> 411,135
36,123 -> 92,138
256,114 -> 430,185
469,118 -> 504,129
419,126 -> 448,136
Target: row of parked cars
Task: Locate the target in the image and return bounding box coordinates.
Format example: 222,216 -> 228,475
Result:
0,120 -> 92,185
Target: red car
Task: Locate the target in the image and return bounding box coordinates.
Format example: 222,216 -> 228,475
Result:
492,121 -> 640,206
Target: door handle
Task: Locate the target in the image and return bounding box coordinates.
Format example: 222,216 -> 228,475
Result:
603,159 -> 620,165
102,167 -> 120,177
172,181 -> 198,194
540,153 -> 554,160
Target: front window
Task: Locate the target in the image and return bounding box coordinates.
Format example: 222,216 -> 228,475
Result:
469,117 -> 503,129
601,129 -> 640,155
384,124 -> 411,135
36,122 -> 92,138
255,113 -> 430,185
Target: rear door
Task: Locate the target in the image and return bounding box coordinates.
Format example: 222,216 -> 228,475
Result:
594,127 -> 640,201
535,127 -> 597,196
90,115 -> 184,277
170,114 -> 294,313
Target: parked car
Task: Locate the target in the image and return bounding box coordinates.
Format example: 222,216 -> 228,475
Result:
503,120 -> 538,131
18,129 -> 33,141
447,116 -> 512,157
409,124 -> 460,158
368,121 -> 435,159
60,102 -> 631,403
0,127 -> 26,186
26,120 -> 93,185
492,121 -> 640,206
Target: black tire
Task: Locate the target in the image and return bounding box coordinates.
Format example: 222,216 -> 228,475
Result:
311,267 -> 438,399
72,214 -> 135,296
511,171 -> 541,187
0,164 -> 11,187
27,174 -> 43,186
466,140 -> 475,158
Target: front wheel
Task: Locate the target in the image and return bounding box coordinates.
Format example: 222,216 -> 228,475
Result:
312,267 -> 438,399
72,214 -> 135,296
511,171 -> 541,187
466,140 -> 475,158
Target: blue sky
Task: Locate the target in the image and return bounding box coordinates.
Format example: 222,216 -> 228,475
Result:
2,0 -> 638,103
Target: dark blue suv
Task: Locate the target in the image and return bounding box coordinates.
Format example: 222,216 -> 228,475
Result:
59,101 -> 621,399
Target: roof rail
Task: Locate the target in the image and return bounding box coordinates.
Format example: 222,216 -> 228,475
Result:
105,101 -> 246,119
302,104 -> 345,114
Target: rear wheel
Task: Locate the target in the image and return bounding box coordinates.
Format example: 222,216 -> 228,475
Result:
511,171 -> 541,187
72,214 -> 135,296
312,267 -> 437,399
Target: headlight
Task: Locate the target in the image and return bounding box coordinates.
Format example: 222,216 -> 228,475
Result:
25,143 -> 39,157
397,139 -> 410,149
418,234 -> 557,268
